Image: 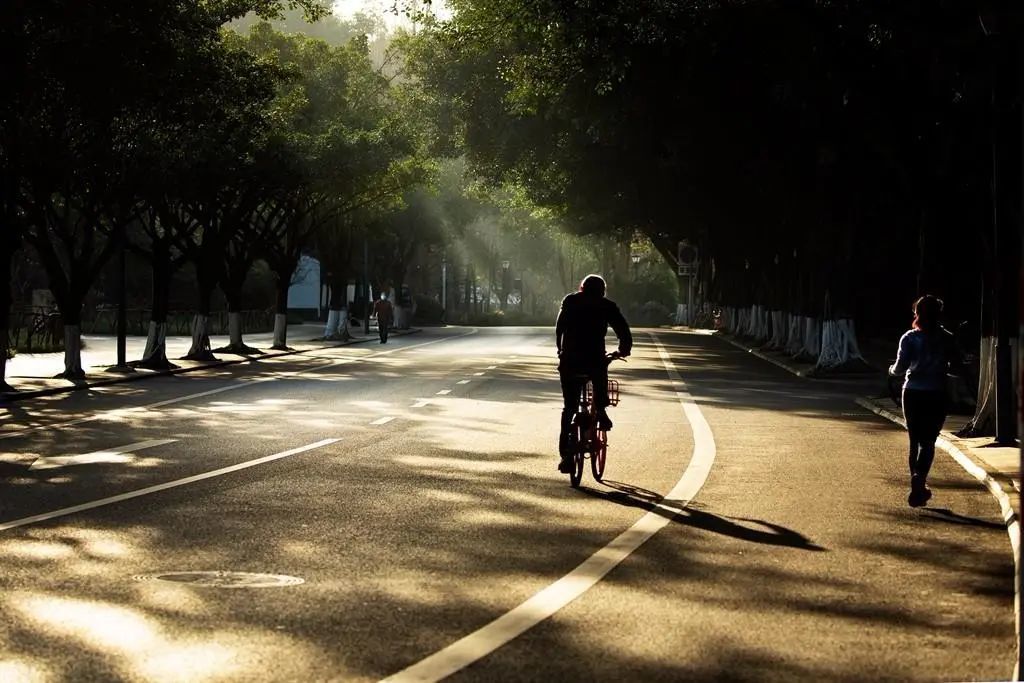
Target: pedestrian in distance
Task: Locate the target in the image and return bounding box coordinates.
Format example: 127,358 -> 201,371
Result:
888,295 -> 959,507
555,273 -> 632,473
373,293 -> 394,344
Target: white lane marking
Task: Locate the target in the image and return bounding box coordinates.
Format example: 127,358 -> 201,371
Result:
412,401 -> 430,408
29,439 -> 178,471
473,372 -> 485,377
381,333 -> 716,683
457,380 -> 471,385
0,439 -> 341,532
371,417 -> 395,426
436,390 -> 451,395
486,366 -> 497,370
0,329 -> 480,441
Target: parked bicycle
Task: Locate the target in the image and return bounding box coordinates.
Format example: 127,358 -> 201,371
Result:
566,352 -> 624,487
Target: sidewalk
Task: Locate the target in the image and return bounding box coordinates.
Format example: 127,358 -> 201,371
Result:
3,321 -> 417,401
713,330 -> 1020,520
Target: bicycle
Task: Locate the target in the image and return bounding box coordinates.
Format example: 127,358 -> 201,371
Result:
566,352 -> 625,487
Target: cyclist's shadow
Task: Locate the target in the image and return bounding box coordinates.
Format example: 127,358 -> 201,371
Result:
581,480 -> 826,552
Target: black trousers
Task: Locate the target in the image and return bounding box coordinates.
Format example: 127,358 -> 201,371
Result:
378,320 -> 390,342
558,362 -> 608,452
902,388 -> 947,482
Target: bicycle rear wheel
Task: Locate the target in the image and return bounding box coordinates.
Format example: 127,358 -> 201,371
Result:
591,430 -> 607,482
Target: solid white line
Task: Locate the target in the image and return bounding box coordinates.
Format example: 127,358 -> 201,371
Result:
380,333 -> 716,683
457,380 -> 471,385
0,329 -> 480,442
29,439 -> 179,471
436,390 -> 451,395
371,417 -> 395,426
0,438 -> 341,532
412,401 -> 430,408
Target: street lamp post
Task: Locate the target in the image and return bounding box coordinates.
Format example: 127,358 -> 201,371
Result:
501,259 -> 510,311
107,223 -> 133,374
364,235 -> 370,335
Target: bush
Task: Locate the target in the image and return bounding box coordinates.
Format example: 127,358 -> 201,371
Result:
634,300 -> 672,326
413,295 -> 445,324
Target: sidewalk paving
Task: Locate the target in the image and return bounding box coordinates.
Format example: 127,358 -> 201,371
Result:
711,330 -> 1020,525
3,321 -> 416,401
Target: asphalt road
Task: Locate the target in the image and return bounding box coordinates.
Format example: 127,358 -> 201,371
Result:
0,327 -> 1014,682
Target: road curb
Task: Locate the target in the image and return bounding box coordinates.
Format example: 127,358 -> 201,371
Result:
1,328 -> 422,403
715,334 -> 813,377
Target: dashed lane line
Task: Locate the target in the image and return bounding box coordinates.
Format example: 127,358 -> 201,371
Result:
371,417 -> 396,426
457,380 -> 471,385
380,332 -> 716,683
412,400 -> 430,408
0,439 -> 341,532
436,390 -> 451,396
29,439 -> 179,471
473,372 -> 485,376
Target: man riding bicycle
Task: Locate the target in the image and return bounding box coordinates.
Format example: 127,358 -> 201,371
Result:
556,274 -> 632,473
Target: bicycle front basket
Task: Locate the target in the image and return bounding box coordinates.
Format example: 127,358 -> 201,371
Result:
607,379 -> 620,406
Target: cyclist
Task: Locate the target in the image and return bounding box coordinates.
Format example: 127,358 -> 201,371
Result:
556,274 -> 632,473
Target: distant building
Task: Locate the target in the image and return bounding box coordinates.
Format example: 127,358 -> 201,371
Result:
287,255 -> 321,320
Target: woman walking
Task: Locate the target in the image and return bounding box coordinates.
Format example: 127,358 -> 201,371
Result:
889,295 -> 958,507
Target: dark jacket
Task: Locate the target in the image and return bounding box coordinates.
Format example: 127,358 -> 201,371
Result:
555,292 -> 632,367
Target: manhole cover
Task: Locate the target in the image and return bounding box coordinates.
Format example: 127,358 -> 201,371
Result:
133,571 -> 304,588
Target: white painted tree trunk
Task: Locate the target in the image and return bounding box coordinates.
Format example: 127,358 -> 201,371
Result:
961,337 -> 996,435
324,309 -> 340,339
228,312 -> 243,348
816,318 -> 865,370
394,305 -> 408,330
187,314 -> 211,357
63,325 -> 84,378
0,348 -> 10,390
273,314 -> 288,348
769,311 -> 786,348
739,307 -> 751,336
755,306 -> 770,343
801,317 -> 821,358
785,315 -> 804,356
325,308 -> 351,339
141,321 -> 167,365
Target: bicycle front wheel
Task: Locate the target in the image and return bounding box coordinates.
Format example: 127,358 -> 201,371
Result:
569,422 -> 585,488
591,431 -> 607,482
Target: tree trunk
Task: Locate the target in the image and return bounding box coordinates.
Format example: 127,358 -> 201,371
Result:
324,272 -> 350,340
0,244 -> 14,392
272,276 -> 291,350
182,277 -> 217,361
215,280 -> 261,355
60,324 -> 84,380
959,279 -> 998,436
137,240 -> 177,370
